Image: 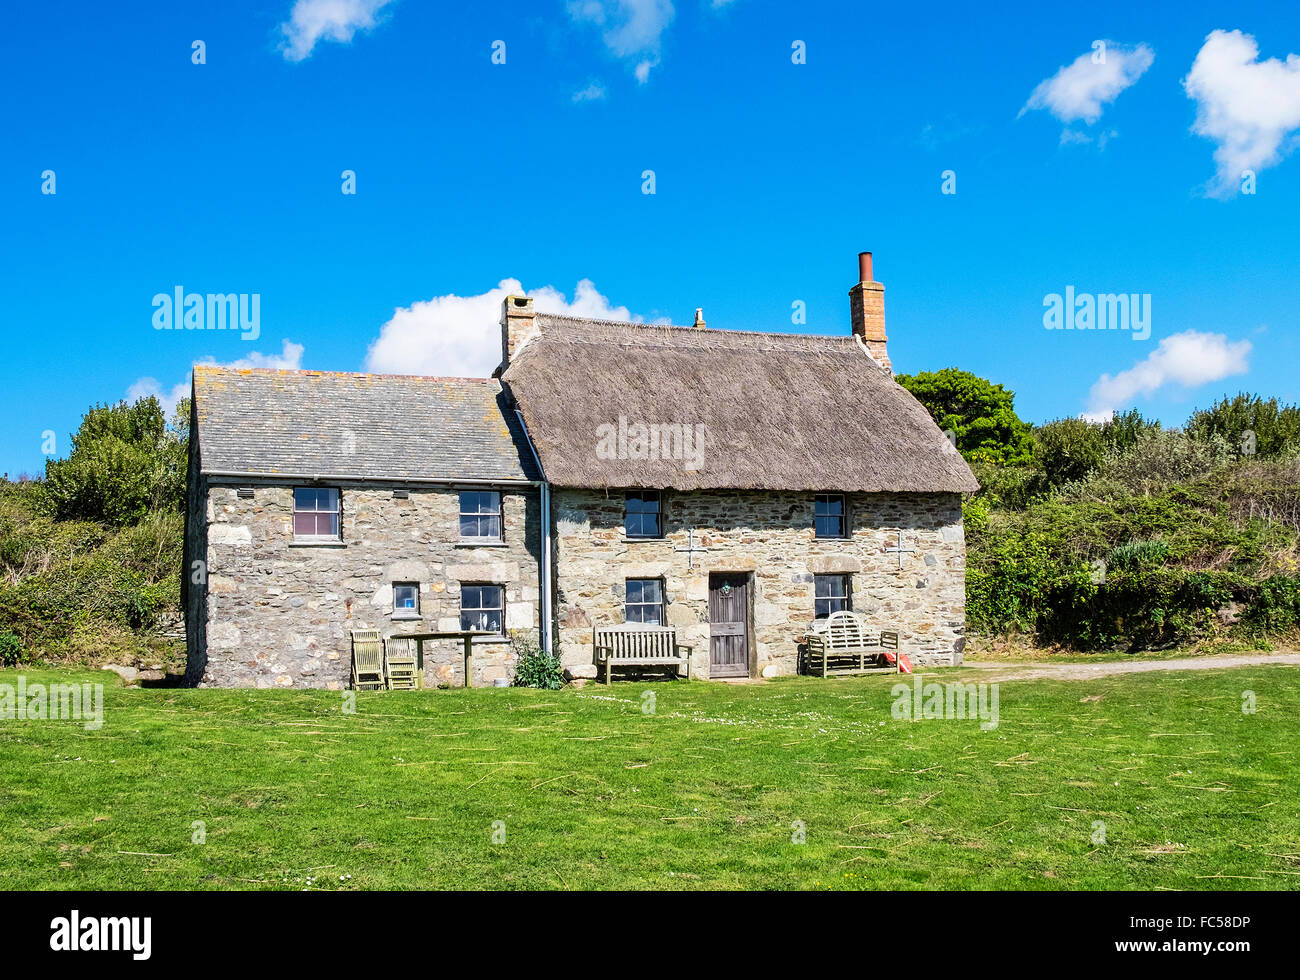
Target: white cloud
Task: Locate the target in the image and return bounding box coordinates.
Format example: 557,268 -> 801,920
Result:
279,0 -> 396,63
1022,42 -> 1154,125
1184,29 -> 1300,198
364,279 -> 644,377
1084,329 -> 1251,419
128,340 -> 306,417
572,81 -> 608,103
568,0 -> 674,83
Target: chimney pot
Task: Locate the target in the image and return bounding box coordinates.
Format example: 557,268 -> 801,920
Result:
499,294 -> 537,373
849,252 -> 890,373
693,307 -> 706,329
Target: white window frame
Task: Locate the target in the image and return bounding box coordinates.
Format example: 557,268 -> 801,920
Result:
393,582 -> 421,620
625,578 -> 665,625
293,487 -> 342,543
459,491 -> 503,542
459,583 -> 506,635
814,574 -> 852,620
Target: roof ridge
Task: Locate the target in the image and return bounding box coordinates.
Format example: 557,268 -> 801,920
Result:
533,313 -> 859,347
193,365 -> 498,384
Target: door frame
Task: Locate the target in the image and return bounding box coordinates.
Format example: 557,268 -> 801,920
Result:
707,570 -> 755,680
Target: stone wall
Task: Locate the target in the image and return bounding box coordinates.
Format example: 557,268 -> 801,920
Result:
552,489 -> 966,678
190,483 -> 541,688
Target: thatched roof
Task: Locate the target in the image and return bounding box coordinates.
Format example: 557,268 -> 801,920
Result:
192,367 -> 540,483
501,315 -> 978,493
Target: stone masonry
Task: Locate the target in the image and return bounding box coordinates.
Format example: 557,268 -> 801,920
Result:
552,488 -> 966,678
188,483 -> 541,688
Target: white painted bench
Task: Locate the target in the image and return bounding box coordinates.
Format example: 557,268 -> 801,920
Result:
594,624 -> 693,684
803,611 -> 900,677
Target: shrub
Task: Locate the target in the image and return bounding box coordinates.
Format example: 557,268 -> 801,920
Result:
1241,575 -> 1300,632
1186,393 -> 1300,458
43,397 -> 188,527
1097,430 -> 1231,494
1106,538 -> 1170,571
0,632 -> 22,667
510,630 -> 563,689
968,461 -> 1043,510
1034,418 -> 1106,488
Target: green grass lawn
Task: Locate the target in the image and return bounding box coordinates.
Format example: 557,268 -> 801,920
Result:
2,666 -> 1297,890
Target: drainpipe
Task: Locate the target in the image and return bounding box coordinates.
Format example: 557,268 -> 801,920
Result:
515,410 -> 553,657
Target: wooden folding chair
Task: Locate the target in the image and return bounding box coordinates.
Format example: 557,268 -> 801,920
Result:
384,636 -> 418,691
350,629 -> 387,690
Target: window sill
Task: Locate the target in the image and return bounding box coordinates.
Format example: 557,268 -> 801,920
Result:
391,613 -> 422,621
455,540 -> 507,548
623,536 -> 665,543
290,539 -> 345,548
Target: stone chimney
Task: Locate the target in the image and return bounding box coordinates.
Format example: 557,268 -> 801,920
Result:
849,251 -> 889,372
693,307 -> 706,329
500,294 -> 536,371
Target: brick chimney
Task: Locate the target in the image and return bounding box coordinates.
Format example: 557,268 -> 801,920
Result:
849,251 -> 890,372
500,294 -> 536,371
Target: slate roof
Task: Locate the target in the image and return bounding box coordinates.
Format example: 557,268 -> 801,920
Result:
500,314 -> 979,493
191,367 -> 541,483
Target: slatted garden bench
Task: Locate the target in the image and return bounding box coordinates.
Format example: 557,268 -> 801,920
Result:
593,624 -> 693,684
803,611 -> 900,677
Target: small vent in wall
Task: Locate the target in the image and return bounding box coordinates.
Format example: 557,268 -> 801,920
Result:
393,488 -> 410,499
236,487 -> 255,500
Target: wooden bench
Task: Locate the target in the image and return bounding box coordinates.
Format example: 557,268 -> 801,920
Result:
594,624 -> 693,684
803,611 -> 900,677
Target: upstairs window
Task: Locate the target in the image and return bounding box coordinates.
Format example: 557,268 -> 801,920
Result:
460,584 -> 505,634
293,488 -> 341,541
814,494 -> 846,539
814,574 -> 852,619
625,491 -> 662,538
459,491 -> 502,541
625,579 -> 665,625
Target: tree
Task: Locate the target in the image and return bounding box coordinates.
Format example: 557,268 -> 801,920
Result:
44,396 -> 189,527
1185,393 -> 1300,457
1033,417 -> 1105,487
895,368 -> 1034,465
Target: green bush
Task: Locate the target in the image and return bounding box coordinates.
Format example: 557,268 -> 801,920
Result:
1186,393 -> 1300,458
1242,576 -> 1300,632
1096,430 -> 1231,494
1107,538 -> 1170,571
510,630 -> 564,689
43,397 -> 188,527
1039,570 -> 1242,651
1034,418 -> 1105,488
0,632 -> 22,667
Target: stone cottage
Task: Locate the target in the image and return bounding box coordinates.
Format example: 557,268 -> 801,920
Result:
185,252 -> 977,687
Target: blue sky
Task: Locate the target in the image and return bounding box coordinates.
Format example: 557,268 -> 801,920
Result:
3,0 -> 1299,475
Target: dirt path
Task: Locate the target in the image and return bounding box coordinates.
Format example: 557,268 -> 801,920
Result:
959,652 -> 1300,683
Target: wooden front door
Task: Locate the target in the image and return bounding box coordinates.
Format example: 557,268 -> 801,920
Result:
708,573 -> 750,678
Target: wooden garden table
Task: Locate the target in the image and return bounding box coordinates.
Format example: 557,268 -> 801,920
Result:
393,631 -> 492,689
